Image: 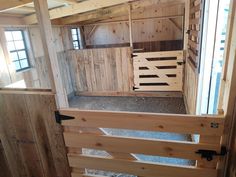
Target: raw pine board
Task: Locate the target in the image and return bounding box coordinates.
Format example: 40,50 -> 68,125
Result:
133,50 -> 184,91
61,109 -> 224,177
187,0 -> 203,68
68,47 -> 133,93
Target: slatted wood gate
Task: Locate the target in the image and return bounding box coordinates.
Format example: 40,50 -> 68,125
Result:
60,109 -> 225,177
133,50 -> 184,92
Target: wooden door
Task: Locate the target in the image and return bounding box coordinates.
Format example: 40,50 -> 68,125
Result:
0,89 -> 70,177
133,50 -> 184,92
60,108 -> 226,177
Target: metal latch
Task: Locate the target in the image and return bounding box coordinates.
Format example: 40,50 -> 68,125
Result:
55,111 -> 75,124
131,54 -> 138,58
177,61 -> 186,65
133,86 -> 139,90
195,146 -> 227,161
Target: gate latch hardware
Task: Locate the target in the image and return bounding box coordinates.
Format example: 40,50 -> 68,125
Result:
55,111 -> 75,124
177,61 -> 186,65
131,54 -> 138,58
195,146 -> 227,161
133,86 -> 139,90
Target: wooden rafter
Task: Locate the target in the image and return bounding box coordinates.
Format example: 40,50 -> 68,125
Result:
59,4 -> 129,25
59,0 -> 185,25
23,0 -> 137,24
0,0 -> 32,12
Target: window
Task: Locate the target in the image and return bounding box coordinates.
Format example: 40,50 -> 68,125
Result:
5,30 -> 30,72
71,28 -> 83,49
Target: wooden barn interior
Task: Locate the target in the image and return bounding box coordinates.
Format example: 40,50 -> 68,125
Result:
0,0 -> 236,177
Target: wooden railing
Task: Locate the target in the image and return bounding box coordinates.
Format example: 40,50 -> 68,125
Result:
133,50 -> 184,91
60,109 -> 224,177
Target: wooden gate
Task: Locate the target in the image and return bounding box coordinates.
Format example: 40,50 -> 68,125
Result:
133,50 -> 184,91
60,109 -> 225,177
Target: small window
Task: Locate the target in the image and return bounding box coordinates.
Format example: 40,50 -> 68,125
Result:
5,30 -> 30,72
71,28 -> 83,49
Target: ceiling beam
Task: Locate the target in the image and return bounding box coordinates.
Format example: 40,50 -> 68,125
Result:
23,0 -> 136,24
58,0 -> 185,25
0,0 -> 32,12
59,4 -> 129,25
52,0 -> 78,5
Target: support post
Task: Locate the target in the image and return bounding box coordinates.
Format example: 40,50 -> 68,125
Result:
33,0 -> 68,108
128,4 -> 133,48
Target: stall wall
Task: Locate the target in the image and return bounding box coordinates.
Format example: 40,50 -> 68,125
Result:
84,3 -> 184,51
68,47 -> 133,94
0,26 -> 74,96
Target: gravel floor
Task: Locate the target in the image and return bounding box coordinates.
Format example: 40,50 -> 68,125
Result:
69,96 -> 195,176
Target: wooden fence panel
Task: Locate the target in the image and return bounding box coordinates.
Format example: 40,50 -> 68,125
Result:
61,108 -> 225,177
133,50 -> 184,91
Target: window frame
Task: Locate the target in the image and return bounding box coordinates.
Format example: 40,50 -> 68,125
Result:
5,29 -> 31,72
71,28 -> 82,49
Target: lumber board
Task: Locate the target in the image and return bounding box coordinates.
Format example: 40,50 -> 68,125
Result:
68,154 -> 218,177
60,109 -> 224,135
63,132 -> 221,161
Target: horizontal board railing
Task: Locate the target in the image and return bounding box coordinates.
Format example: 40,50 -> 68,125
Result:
133,50 -> 184,92
60,109 -> 225,177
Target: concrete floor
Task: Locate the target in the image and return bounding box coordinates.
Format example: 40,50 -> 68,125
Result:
69,96 -> 195,176
69,96 -> 186,114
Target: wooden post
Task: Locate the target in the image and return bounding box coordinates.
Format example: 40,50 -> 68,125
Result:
128,4 -> 133,48
33,0 -> 68,108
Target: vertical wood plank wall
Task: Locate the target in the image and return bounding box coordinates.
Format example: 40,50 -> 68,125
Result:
68,47 -> 133,94
0,90 -> 70,177
84,3 -> 184,51
184,0 -> 204,114
0,26 -> 74,96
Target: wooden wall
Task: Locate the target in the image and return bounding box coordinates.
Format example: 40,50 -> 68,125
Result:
184,60 -> 198,114
0,90 -> 70,177
84,3 -> 184,51
0,26 -> 74,96
68,47 -> 133,94
183,0 -> 204,114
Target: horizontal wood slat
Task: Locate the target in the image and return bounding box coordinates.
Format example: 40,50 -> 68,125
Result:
68,154 -> 218,177
60,109 -> 224,136
63,132 -> 221,161
133,50 -> 184,92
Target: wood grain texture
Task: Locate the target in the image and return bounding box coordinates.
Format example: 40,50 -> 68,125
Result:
68,154 -> 218,177
133,50 -> 184,91
0,90 -> 70,177
68,47 -> 133,93
60,109 -> 224,136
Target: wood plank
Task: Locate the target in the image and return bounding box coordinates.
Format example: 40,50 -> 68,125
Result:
33,0 -> 68,108
135,85 -> 182,91
64,132 -> 221,161
60,109 -> 224,135
133,50 -> 183,58
68,154 -> 218,177
24,0 -> 136,24
0,0 -> 31,12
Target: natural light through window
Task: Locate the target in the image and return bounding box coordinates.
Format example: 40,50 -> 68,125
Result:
5,30 -> 30,72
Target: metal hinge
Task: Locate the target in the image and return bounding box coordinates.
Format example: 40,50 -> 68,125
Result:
55,111 -> 75,124
133,86 -> 139,90
195,146 -> 227,161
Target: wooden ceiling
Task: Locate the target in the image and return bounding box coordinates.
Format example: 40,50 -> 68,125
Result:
0,0 -> 185,25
